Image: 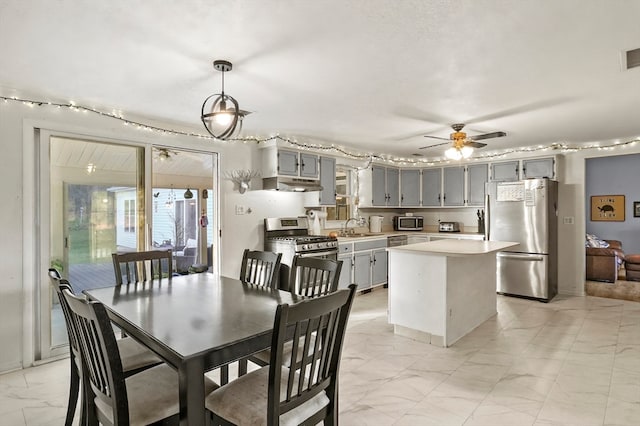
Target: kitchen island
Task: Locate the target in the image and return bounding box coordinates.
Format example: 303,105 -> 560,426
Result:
387,239 -> 517,347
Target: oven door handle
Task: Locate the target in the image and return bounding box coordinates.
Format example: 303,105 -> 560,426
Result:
296,250 -> 338,258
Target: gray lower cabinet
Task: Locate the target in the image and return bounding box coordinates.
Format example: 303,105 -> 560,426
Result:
371,248 -> 388,286
338,253 -> 354,290
353,251 -> 372,290
349,238 -> 388,290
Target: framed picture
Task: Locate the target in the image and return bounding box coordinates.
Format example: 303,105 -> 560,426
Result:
634,201 -> 640,218
590,195 -> 625,221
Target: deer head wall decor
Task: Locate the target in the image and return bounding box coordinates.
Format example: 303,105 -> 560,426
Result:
225,170 -> 261,194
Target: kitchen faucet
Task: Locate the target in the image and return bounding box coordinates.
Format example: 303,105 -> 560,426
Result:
342,217 -> 359,235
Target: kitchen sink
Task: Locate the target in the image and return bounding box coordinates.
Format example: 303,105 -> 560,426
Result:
339,233 -> 379,238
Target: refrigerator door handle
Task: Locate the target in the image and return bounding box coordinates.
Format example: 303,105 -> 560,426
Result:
484,194 -> 490,240
497,253 -> 545,261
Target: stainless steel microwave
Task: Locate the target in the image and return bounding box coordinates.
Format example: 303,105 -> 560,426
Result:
393,216 -> 424,231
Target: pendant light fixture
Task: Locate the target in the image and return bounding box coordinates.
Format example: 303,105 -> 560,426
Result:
201,59 -> 251,140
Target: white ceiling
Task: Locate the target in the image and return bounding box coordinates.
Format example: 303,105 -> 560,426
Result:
2,0 -> 640,160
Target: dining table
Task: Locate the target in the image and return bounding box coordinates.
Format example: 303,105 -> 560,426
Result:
84,272 -> 302,426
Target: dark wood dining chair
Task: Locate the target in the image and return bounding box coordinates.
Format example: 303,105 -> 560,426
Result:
289,256 -> 343,297
247,256 -> 344,369
112,249 -> 173,285
234,249 -> 283,381
48,268 -> 164,426
206,284 -> 357,426
61,285 -> 218,426
239,249 -> 282,289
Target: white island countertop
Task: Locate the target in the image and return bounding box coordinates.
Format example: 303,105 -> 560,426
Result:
387,239 -> 518,256
387,239 -> 518,347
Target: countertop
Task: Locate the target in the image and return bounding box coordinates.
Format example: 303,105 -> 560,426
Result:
386,239 -> 518,256
336,231 -> 484,243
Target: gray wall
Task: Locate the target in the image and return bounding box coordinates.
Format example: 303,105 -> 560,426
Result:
586,153 -> 640,253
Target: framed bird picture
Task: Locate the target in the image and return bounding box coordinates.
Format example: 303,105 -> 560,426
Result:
590,195 -> 625,221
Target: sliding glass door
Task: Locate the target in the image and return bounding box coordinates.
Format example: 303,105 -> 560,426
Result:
42,136 -> 217,359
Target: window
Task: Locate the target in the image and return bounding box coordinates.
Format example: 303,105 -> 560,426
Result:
324,166 -> 360,228
124,199 -> 135,233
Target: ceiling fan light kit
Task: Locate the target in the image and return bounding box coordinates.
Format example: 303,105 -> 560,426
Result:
201,59 -> 251,140
421,123 -> 507,160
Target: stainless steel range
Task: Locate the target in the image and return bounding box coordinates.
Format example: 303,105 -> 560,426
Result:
264,216 -> 338,290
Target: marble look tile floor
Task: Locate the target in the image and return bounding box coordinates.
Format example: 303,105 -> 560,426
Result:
1,289 -> 639,425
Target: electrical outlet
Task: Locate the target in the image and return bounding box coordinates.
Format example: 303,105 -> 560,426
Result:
563,216 -> 574,225
235,205 -> 245,215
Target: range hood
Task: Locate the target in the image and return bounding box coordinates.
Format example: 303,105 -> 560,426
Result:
262,177 -> 323,192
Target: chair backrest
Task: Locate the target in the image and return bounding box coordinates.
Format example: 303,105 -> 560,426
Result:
267,284 -> 357,425
48,268 -> 82,358
239,249 -> 282,289
112,250 -> 173,285
289,256 -> 343,297
61,287 -> 129,426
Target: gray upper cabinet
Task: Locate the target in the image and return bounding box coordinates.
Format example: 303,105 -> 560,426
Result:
271,149 -> 319,178
443,166 -> 464,206
400,169 -> 421,206
371,166 -> 387,206
371,165 -> 399,207
490,161 -> 520,181
422,168 -> 442,207
466,163 -> 488,206
522,157 -> 555,179
276,149 -> 299,176
386,167 -> 400,206
299,152 -> 319,178
317,156 -> 336,205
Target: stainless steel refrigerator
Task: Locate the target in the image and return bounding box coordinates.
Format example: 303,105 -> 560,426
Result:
485,179 -> 558,302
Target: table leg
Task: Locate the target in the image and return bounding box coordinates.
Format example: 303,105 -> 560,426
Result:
179,357 -> 206,426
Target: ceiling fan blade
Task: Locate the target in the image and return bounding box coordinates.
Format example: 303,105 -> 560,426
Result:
423,135 -> 451,141
468,131 -> 506,141
419,141 -> 450,149
464,141 -> 487,148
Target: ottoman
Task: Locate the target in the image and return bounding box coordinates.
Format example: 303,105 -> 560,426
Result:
625,254 -> 640,281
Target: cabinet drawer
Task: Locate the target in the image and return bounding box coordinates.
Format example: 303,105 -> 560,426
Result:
338,243 -> 353,254
354,239 -> 387,251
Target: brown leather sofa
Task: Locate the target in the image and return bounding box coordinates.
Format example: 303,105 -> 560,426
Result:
625,254 -> 640,281
586,240 -> 625,283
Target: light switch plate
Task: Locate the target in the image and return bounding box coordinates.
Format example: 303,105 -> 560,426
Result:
235,205 -> 245,215
563,216 -> 574,225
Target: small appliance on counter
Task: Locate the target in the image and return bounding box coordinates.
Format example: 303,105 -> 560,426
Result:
369,215 -> 383,233
438,221 -> 461,232
393,215 -> 423,231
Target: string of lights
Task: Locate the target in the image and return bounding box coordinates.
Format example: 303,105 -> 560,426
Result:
2,95 -> 639,166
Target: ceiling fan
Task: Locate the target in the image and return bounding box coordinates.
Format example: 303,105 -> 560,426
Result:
155,148 -> 179,161
419,123 -> 506,159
